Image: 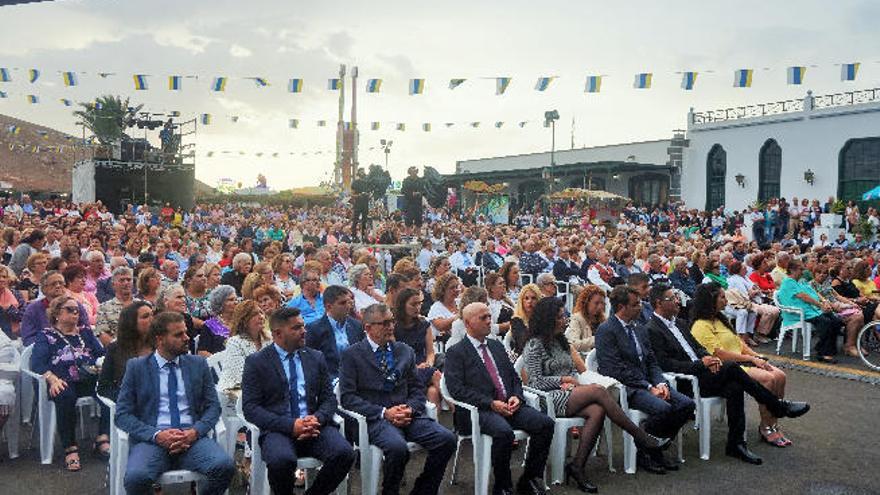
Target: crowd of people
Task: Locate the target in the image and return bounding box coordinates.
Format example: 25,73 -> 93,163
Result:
1,190 -> 878,495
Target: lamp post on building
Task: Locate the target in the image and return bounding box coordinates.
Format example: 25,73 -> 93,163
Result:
544,110 -> 559,192
380,139 -> 393,171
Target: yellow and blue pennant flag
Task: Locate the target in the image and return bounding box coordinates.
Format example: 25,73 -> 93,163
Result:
328,79 -> 341,90
366,79 -> 382,93
0,91 -> 6,98
585,76 -> 602,93
60,98 -> 72,106
62,71 -> 78,86
422,123 -> 431,132
681,71 -> 697,90
211,77 -> 228,91
396,123 -> 406,131
495,121 -> 504,128
633,73 -> 652,89
317,120 -> 327,127
448,78 -> 466,90
288,78 -> 303,93
251,77 -> 269,87
0,68 -> 10,82
534,77 -> 555,91
409,79 -> 425,95
289,119 -> 299,129
27,95 -> 39,104
841,63 -> 859,82
733,69 -> 753,87
496,77 -> 512,95
133,74 -> 149,90
370,122 -> 380,130
168,76 -> 182,90
200,114 -> 211,125
28,69 -> 40,83
787,66 -> 806,85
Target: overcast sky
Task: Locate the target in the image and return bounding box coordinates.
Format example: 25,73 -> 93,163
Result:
1,0 -> 878,189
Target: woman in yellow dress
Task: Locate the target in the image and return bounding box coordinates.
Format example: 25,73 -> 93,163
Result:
690,282 -> 791,448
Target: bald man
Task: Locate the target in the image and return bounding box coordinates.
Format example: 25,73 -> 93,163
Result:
444,303 -> 553,495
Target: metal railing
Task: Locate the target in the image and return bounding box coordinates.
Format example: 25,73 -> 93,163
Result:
693,86 -> 880,124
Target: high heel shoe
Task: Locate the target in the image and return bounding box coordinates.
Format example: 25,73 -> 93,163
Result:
564,462 -> 598,493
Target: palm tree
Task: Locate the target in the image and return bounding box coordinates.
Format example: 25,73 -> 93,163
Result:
73,95 -> 142,145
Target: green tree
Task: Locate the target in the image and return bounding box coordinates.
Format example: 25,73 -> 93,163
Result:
365,164 -> 392,200
73,95 -> 142,145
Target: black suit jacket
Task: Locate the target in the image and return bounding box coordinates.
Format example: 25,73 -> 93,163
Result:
305,315 -> 365,379
241,345 -> 337,438
339,339 -> 426,423
444,337 -> 523,411
595,316 -> 667,390
553,258 -> 583,282
644,315 -> 709,375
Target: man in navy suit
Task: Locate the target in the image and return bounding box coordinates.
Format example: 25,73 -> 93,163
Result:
339,303 -> 455,495
595,286 -> 695,474
444,303 -> 553,495
242,307 -> 355,495
116,311 -> 235,495
305,285 -> 365,379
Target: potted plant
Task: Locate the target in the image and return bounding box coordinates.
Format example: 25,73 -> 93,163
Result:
820,199 -> 845,227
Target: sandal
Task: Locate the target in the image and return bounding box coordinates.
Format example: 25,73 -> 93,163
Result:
759,426 -> 787,448
775,426 -> 793,446
64,447 -> 82,472
94,437 -> 111,460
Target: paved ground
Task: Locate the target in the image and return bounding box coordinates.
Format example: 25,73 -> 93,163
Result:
1,365 -> 878,495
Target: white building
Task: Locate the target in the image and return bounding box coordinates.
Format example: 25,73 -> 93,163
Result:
683,87 -> 880,212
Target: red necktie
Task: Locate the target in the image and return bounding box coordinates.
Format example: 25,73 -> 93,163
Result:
480,343 -> 507,401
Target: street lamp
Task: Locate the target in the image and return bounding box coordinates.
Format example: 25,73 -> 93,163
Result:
380,139 -> 393,171
544,110 -> 560,191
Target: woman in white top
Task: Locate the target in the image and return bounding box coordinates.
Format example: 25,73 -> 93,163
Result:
427,272 -> 461,342
447,286 -> 501,348
271,253 -> 298,301
349,263 -> 384,315
219,300 -> 270,397
484,272 -> 514,337
727,260 -> 779,344
0,329 -> 18,433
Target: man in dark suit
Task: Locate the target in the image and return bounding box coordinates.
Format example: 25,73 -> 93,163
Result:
242,307 -> 355,495
444,302 -> 553,495
339,303 -> 455,495
305,285 -> 365,379
116,312 -> 235,495
644,285 -> 810,465
595,286 -> 695,474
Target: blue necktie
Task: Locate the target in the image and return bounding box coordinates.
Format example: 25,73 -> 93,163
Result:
626,324 -> 644,361
287,353 -> 302,419
165,362 -> 181,427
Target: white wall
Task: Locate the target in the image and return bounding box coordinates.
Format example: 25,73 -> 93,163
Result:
683,93 -> 880,211
457,139 -> 670,173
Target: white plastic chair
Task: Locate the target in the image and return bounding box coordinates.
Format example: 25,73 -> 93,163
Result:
97,395 -> 124,495
773,292 -> 815,360
439,374 -> 534,495
20,344 -> 98,464
207,350 -> 226,379
662,373 -> 726,461
0,348 -> 21,459
584,350 -> 683,474
235,395 -> 346,495
517,354 -> 615,485
216,387 -> 242,457
335,383 -> 435,495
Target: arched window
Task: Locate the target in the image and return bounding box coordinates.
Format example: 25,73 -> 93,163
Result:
839,137 -> 880,202
706,144 -> 726,210
629,173 -> 669,206
758,139 -> 782,202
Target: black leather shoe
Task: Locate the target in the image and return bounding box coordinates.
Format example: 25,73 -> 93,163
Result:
515,477 -> 547,495
725,443 -> 763,465
659,454 -> 680,471
779,400 -> 810,419
636,452 -> 666,475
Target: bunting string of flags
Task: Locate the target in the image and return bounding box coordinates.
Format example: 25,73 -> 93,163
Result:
0,62 -> 873,97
